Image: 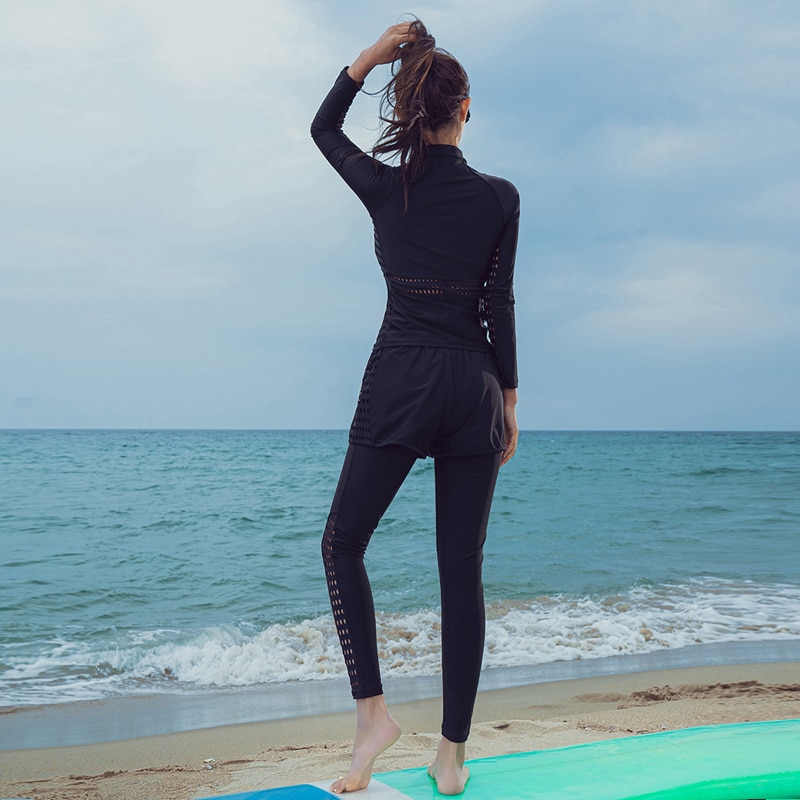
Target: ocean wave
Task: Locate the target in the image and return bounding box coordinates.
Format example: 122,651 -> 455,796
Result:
1,577 -> 799,706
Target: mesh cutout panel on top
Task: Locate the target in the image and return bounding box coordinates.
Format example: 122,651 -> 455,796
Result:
386,274 -> 483,298
479,247 -> 500,349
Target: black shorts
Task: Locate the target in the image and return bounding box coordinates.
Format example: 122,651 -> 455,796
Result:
349,346 -> 505,458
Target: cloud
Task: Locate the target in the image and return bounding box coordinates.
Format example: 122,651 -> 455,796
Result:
137,0 -> 327,90
0,1 -> 127,56
593,111 -> 800,185
560,239 -> 800,352
740,179 -> 800,228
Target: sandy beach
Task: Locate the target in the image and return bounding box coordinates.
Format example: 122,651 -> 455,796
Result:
1,661 -> 798,800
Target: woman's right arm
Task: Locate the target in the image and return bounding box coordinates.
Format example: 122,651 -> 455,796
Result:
310,23 -> 416,163
309,67 -> 391,210
310,68 -> 391,209
310,23 -> 417,206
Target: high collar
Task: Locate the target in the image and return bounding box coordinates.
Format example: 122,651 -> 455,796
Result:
428,144 -> 465,162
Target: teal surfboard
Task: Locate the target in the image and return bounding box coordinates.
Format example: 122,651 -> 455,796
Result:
196,718 -> 800,799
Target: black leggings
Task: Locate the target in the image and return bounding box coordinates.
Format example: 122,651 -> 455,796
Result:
322,443 -> 502,743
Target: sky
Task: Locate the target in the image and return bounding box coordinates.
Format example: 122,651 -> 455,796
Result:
2,0 -> 799,430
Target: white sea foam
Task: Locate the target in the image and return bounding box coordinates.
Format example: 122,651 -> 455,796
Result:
2,577 -> 799,705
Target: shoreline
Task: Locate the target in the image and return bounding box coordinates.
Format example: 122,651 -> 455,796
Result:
1,660 -> 799,800
2,638 -> 799,751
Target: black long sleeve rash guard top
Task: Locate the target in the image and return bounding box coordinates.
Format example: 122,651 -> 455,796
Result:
311,68 -> 519,390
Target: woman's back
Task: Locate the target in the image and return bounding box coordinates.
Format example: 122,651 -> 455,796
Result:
311,70 -> 519,387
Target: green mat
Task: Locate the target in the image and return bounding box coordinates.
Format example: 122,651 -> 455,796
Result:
377,718 -> 800,799
197,719 -> 800,799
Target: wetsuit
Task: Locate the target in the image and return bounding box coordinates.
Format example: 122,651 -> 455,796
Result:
312,68 -> 519,743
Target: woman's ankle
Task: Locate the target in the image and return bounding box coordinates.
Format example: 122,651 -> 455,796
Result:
438,736 -> 465,758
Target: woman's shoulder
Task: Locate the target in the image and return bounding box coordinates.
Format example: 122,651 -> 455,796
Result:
470,167 -> 520,216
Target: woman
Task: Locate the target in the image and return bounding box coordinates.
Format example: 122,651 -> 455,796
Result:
311,19 -> 520,795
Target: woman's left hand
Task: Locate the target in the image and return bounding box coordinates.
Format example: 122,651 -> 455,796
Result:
500,388 -> 519,466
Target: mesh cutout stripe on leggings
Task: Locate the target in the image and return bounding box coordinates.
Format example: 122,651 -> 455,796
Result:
321,512 -> 362,694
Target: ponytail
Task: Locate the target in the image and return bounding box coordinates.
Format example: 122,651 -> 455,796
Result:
372,19 -> 470,210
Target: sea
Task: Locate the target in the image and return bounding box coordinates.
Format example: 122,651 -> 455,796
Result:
1,429 -> 799,747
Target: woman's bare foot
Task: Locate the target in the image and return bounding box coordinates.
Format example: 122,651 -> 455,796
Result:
427,737 -> 469,795
331,696 -> 401,793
